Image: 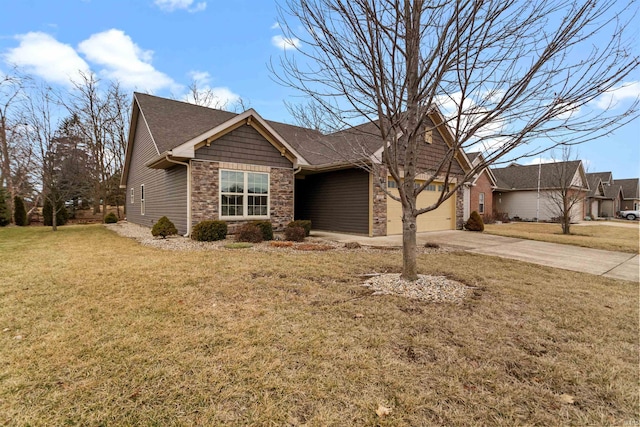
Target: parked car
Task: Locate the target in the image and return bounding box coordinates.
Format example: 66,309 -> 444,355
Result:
619,210 -> 639,220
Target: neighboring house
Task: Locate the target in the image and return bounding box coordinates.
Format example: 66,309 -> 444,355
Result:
584,172 -> 622,218
492,161 -> 589,221
618,178 -> 640,211
120,93 -> 471,236
463,152 -> 496,221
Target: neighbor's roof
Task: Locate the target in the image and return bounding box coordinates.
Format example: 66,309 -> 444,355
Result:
617,178 -> 640,199
587,171 -> 613,185
585,172 -> 606,197
603,184 -> 623,199
492,161 -> 585,190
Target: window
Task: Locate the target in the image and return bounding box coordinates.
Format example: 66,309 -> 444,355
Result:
387,180 -> 398,189
140,184 -> 145,215
220,170 -> 269,219
130,188 -> 134,204
479,192 -> 485,214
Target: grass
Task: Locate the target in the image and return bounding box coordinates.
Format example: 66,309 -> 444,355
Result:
224,242 -> 254,249
484,222 -> 639,253
1,225 -> 638,426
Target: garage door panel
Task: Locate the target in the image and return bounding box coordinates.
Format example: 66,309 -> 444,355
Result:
386,185 -> 455,234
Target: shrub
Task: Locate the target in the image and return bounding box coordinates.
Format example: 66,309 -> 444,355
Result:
465,210 -> 485,232
424,242 -> 440,249
345,242 -> 361,249
43,197 -> 68,227
284,225 -> 306,242
287,220 -> 312,237
236,223 -> 264,243
151,216 -> 178,238
104,212 -> 118,224
191,220 -> 227,241
0,189 -> 10,227
13,196 -> 27,226
251,220 -> 273,241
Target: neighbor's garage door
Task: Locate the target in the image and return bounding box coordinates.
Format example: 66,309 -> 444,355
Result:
387,181 -> 455,235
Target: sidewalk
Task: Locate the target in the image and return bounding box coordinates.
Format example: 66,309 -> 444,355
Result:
312,230 -> 639,282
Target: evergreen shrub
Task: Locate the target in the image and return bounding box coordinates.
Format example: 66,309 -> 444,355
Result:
191,220 -> 227,241
465,210 -> 485,232
251,220 -> 273,241
151,216 -> 178,238
104,212 -> 118,224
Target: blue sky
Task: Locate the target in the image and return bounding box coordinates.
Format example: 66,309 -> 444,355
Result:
1,0 -> 638,178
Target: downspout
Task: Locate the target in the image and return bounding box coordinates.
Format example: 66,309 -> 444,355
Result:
292,165 -> 302,221
165,153 -> 192,236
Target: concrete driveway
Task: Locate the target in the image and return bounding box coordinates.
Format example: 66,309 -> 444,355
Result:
312,230 -> 639,282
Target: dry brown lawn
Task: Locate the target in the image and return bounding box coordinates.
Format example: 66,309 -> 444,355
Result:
484,222 -> 639,253
1,225 -> 638,426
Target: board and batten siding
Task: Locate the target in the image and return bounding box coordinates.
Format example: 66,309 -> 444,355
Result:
126,114 -> 188,234
195,125 -> 292,168
295,169 -> 369,234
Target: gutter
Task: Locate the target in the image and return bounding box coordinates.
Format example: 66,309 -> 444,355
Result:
164,153 -> 192,237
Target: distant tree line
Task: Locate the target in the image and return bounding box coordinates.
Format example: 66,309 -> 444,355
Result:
0,69 -> 129,230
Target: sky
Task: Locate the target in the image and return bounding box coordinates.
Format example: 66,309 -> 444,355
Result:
1,0 -> 638,179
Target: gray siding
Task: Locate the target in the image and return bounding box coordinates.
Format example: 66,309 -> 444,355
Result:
296,169 -> 369,234
126,115 -> 188,234
195,125 -> 292,168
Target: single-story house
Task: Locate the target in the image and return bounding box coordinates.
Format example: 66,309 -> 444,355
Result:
584,171 -> 623,218
492,161 -> 589,222
618,178 -> 640,211
463,152 -> 496,221
120,93 -> 471,236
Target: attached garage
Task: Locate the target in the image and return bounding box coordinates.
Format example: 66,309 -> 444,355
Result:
386,181 -> 456,234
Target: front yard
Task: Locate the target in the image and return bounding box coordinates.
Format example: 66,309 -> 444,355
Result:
484,222 -> 639,253
1,225 -> 638,425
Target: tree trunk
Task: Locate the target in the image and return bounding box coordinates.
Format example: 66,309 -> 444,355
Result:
52,203 -> 57,232
0,116 -> 14,223
401,209 -> 418,281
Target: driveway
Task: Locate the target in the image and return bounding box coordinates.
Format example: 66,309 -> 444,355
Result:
312,230 -> 639,282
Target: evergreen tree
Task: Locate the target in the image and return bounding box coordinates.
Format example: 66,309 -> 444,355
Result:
13,196 -> 27,226
0,188 -> 10,226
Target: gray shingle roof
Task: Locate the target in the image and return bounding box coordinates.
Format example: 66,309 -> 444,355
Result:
617,178 -> 640,199
586,173 -> 606,197
492,161 -> 584,190
135,92 -> 237,154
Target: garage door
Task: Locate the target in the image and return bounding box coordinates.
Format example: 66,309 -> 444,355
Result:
387,181 -> 455,235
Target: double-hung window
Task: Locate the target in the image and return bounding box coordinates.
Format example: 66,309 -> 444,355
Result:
220,170 -> 269,219
479,192 -> 485,214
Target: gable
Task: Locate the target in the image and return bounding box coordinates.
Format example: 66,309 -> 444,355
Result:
195,124 -> 292,168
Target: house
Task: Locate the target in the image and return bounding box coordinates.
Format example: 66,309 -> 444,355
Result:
120,93 -> 471,236
463,152 -> 497,221
618,178 -> 640,211
584,172 -> 622,218
492,161 -> 589,221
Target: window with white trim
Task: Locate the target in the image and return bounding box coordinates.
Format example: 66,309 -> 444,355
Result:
140,184 -> 145,215
220,170 -> 269,219
130,188 -> 134,204
479,192 -> 485,214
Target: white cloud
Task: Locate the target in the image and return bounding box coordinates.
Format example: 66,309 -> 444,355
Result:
154,0 -> 206,12
270,22 -> 281,29
4,32 -> 90,86
525,157 -> 557,165
78,29 -> 176,92
184,70 -> 240,109
271,35 -> 300,50
593,81 -> 640,110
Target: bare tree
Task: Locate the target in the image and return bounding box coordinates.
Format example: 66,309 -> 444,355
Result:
273,0 -> 639,280
0,68 -> 29,221
545,147 -> 587,234
65,72 -> 129,218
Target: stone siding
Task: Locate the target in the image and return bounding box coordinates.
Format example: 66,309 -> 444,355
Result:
456,184 -> 464,229
372,167 -> 387,236
190,160 -> 293,233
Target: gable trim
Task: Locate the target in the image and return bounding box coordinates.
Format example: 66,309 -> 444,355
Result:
171,109 -> 308,167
